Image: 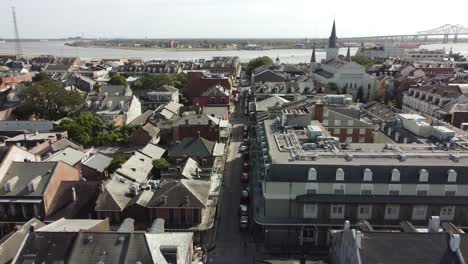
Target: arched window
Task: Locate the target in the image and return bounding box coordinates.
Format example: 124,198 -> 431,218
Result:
336,168 -> 344,181
308,168 -> 317,181
391,169 -> 400,182
363,168 -> 372,182
419,169 -> 429,182
447,169 -> 457,183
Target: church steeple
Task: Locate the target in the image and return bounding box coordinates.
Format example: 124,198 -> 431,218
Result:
346,46 -> 351,62
310,45 -> 316,63
329,19 -> 337,48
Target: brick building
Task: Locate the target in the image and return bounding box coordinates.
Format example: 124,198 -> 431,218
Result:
185,71 -> 232,100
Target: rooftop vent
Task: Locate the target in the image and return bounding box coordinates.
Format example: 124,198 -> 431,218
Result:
345,153 -> 353,161
28,176 -> 42,192
450,153 -> 460,162
4,176 -> 19,192
398,153 -> 407,161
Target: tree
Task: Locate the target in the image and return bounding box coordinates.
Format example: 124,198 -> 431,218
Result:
351,55 -> 374,69
246,56 -> 274,77
131,74 -> 186,91
32,72 -> 49,82
152,158 -> 170,178
108,75 -> 127,86
15,80 -> 83,120
106,156 -> 127,175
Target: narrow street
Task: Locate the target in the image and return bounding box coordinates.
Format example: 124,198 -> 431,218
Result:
209,114 -> 258,263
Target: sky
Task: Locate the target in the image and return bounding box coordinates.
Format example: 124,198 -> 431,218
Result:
0,0 -> 467,39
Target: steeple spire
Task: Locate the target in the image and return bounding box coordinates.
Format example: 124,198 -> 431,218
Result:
346,46 -> 351,62
329,19 -> 337,48
311,44 -> 316,63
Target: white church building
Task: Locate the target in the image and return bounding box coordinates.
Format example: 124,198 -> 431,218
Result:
309,21 -> 377,101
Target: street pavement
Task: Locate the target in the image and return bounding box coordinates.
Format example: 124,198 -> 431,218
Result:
208,118 -> 258,264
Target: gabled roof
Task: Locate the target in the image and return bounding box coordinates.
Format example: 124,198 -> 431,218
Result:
147,179 -> 210,208
49,138 -> 84,152
47,147 -> 86,166
168,137 -> 215,158
181,158 -> 201,179
0,162 -> 58,197
95,179 -> 133,211
99,96 -> 135,112
99,85 -> 132,96
153,84 -> 178,93
146,233 -> 193,264
115,152 -> 153,183
255,95 -> 290,112
0,120 -> 53,133
139,143 -> 166,160
127,110 -> 155,127
82,153 -> 113,173
141,123 -> 160,138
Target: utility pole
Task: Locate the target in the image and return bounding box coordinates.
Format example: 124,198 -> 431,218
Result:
12,6 -> 23,58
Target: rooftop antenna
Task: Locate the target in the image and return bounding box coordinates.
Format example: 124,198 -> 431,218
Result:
11,6 -> 23,58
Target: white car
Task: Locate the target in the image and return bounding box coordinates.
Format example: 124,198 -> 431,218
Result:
240,145 -> 248,152
240,215 -> 248,229
239,204 -> 248,216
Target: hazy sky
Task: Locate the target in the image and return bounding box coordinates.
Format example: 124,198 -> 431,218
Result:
1,0 -> 467,39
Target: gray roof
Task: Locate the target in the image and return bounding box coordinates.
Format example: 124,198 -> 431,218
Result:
181,158 -> 201,179
201,84 -> 229,96
172,113 -> 220,126
141,123 -> 160,138
99,85 -> 132,96
146,233 -> 193,264
82,153 -> 113,173
95,179 -> 133,211
168,137 -> 215,158
140,143 -> 166,160
98,96 -> 135,112
127,110 -> 155,127
49,138 -> 84,152
47,147 -> 86,166
147,179 -> 210,208
256,95 -> 290,112
0,121 -> 53,133
153,84 -> 178,93
68,232 -> 153,264
0,162 -> 58,197
202,106 -> 228,119
115,152 -> 153,183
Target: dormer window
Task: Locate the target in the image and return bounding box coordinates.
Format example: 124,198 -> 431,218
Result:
448,169 -> 457,183
308,168 -> 317,181
336,168 -> 344,181
391,169 -> 400,182
419,169 -> 429,182
363,168 -> 372,182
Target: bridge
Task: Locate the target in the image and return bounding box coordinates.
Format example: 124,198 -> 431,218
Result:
339,24 -> 468,44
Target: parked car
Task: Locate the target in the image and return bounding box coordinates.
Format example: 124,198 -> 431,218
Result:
241,189 -> 249,204
240,215 -> 248,230
242,162 -> 249,171
243,152 -> 249,160
240,145 -> 248,152
239,204 -> 248,216
241,172 -> 249,184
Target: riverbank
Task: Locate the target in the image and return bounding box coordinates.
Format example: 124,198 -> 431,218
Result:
65,44 -> 241,52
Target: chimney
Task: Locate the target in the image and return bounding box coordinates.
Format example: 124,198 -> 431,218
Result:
107,100 -> 112,109
185,119 -> 189,125
314,103 -> 324,123
148,218 -> 165,234
71,187 -> 77,202
117,218 -> 135,232
450,234 -> 461,252
355,230 -> 362,249
429,216 -> 440,233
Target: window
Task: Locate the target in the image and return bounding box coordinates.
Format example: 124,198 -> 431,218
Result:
448,169 -> 457,183
388,184 -> 401,195
202,159 -> 208,166
416,184 -> 429,196
176,159 -> 182,165
336,168 -> 344,181
363,168 -> 372,182
221,97 -> 226,104
385,205 -> 400,220
303,204 -> 317,218
210,97 -> 215,104
303,228 -> 315,242
181,209 -> 187,225
169,209 -> 175,223
323,110 -> 329,117
445,185 -> 457,196
347,120 -> 354,126
335,120 -> 342,126
334,128 -> 340,135
419,169 -> 429,182
192,209 -> 200,224
391,169 -> 400,182
330,204 -> 345,219
333,183 -> 345,195
346,137 -> 353,143
358,205 -> 372,219
323,120 -> 329,126
308,168 -> 317,181
412,205 -> 427,220
361,184 -> 373,195
359,128 -> 366,135
358,137 -> 365,143
440,206 -> 455,221
346,128 -> 353,134
306,183 -> 318,194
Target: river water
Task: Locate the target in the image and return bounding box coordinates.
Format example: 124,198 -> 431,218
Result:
1,41 -> 468,64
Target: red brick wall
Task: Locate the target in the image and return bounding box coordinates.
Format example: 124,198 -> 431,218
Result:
150,207 -> 202,227
329,127 -> 373,143
186,72 -> 232,100
173,125 -> 219,142
314,104 -> 324,123
193,95 -> 230,109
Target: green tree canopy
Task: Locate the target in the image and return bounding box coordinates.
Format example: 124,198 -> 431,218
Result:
106,156 -> 127,175
246,56 -> 274,77
57,112 -> 136,146
131,74 -> 186,91
108,75 -> 128,86
351,55 -> 375,69
32,72 -> 50,82
152,158 -> 170,178
15,80 -> 83,120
